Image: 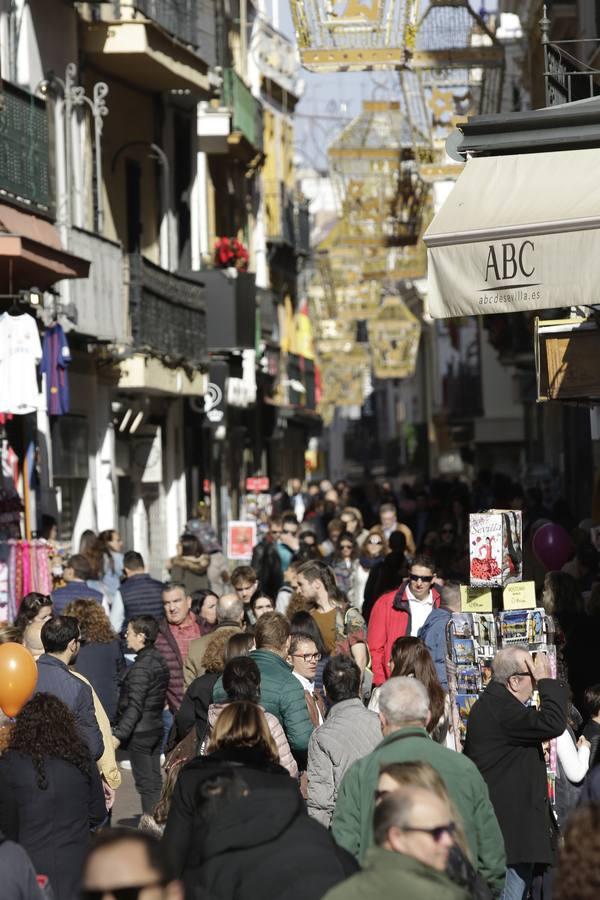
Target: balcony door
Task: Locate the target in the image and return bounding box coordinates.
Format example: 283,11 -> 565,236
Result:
125,159 -> 142,254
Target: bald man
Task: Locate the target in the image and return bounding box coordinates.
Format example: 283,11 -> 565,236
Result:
183,594 -> 244,687
465,647 -> 567,900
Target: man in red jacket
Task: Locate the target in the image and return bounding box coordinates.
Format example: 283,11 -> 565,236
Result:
367,556 -> 443,686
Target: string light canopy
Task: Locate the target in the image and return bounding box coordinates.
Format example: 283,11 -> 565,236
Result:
412,0 -> 504,70
368,294 -> 421,378
289,0 -> 419,72
328,101 -> 428,246
407,0 -> 504,168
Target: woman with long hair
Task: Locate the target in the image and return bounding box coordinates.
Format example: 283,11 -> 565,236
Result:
163,701 -> 355,898
98,529 -> 124,596
330,532 -> 359,598
250,593 -> 275,620
79,529 -> 105,582
349,526 -> 388,613
66,598 -> 125,723
369,636 -> 449,743
362,530 -> 408,624
14,593 -> 53,660
0,693 -> 105,900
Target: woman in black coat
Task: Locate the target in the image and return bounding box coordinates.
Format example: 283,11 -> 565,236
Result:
162,701 -> 356,899
112,614 -> 169,814
0,693 -> 106,900
66,598 -> 125,722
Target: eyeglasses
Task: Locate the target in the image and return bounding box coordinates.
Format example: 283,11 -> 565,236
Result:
510,671 -> 534,681
367,538 -> 383,545
401,822 -> 457,843
81,882 -> 168,900
409,574 -> 434,583
292,652 -> 321,662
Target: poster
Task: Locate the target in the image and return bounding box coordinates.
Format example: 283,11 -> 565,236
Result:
460,585 -> 493,613
469,509 -> 523,587
227,520 -> 256,560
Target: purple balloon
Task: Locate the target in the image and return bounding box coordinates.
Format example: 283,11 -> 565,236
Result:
532,522 -> 573,570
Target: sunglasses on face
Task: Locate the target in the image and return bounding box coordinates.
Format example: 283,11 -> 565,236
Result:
81,883 -> 168,900
282,529 -> 297,536
401,822 -> 457,843
367,538 -> 382,545
409,574 -> 434,583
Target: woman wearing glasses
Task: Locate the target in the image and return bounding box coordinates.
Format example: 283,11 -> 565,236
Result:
349,527 -> 388,614
14,593 -> 53,660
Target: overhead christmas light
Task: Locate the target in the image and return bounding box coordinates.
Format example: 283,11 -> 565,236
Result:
289,0 -> 419,72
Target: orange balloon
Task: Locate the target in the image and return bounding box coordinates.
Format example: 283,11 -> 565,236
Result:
0,642 -> 38,717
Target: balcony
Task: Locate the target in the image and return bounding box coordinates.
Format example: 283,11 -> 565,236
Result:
128,253 -> 206,369
264,181 -> 311,256
67,228 -> 126,341
252,17 -> 301,101
197,68 -> 263,160
0,81 -> 51,214
188,269 -> 256,352
80,0 -> 214,92
264,180 -> 294,246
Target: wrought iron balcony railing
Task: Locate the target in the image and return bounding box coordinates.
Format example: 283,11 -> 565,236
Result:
0,81 -> 52,213
221,68 -> 263,152
541,13 -> 600,106
128,253 -> 207,369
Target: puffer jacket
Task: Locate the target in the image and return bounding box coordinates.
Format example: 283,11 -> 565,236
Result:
169,555 -> 211,594
307,699 -> 381,827
205,703 -> 298,778
112,646 -> 169,744
213,650 -> 313,755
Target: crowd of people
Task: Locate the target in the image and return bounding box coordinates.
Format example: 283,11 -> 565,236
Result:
0,474 -> 599,899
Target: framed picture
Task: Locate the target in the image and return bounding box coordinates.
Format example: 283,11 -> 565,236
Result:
227,521 -> 257,561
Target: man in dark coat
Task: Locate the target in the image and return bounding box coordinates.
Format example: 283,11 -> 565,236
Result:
465,646 -> 568,900
35,616 -> 104,760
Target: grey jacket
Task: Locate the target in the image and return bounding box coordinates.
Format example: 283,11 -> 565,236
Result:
307,698 -> 382,827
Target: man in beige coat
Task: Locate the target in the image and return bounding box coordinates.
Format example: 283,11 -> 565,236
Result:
183,594 -> 244,687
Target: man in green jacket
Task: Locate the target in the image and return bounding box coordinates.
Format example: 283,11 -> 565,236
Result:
331,677 -> 506,897
212,611 -> 313,761
324,785 -> 470,900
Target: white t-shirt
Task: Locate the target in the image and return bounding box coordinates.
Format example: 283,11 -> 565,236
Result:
406,584 -> 433,636
0,313 -> 42,414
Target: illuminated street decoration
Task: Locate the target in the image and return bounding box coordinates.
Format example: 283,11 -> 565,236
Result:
289,0 -> 419,72
402,2 -> 504,181
336,280 -> 381,320
328,101 -> 428,246
368,294 -> 421,378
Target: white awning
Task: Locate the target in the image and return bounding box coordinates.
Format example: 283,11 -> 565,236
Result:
423,148 -> 600,318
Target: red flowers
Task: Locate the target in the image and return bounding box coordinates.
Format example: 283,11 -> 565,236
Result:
214,237 -> 249,272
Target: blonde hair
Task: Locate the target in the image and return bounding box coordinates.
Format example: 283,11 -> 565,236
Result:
207,701 -> 279,762
378,761 -> 469,857
364,525 -> 389,556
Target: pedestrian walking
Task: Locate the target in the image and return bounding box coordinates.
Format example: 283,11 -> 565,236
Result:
66,597 -> 125,723
111,615 -> 169,815
109,551 -> 165,634
307,655 -> 381,826
0,693 -> 106,900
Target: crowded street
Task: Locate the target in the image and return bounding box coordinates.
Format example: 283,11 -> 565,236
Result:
1,1 -> 600,899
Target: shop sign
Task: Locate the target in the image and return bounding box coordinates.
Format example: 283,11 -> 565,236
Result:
227,520 -> 257,560
246,477 -> 270,492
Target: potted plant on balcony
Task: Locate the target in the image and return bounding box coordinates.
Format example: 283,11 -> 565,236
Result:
214,237 -> 249,274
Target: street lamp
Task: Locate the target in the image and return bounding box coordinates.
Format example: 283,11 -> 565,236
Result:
39,63 -> 109,232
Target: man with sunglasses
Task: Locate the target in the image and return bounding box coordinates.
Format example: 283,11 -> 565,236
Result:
81,828 -> 183,900
324,785 -> 469,900
368,555 -> 448,687
465,647 -> 568,900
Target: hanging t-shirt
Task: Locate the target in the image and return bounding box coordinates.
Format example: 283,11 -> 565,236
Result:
40,324 -> 72,415
0,313 -> 43,415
